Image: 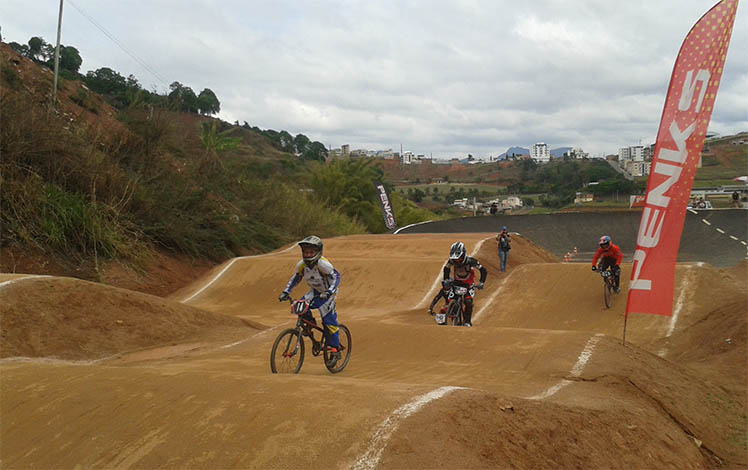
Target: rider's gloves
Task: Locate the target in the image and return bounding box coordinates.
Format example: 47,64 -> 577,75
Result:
591,266 -> 597,271
278,291 -> 290,302
475,282 -> 484,290
319,290 -> 332,300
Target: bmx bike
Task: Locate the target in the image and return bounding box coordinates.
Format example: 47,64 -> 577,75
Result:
434,282 -> 469,326
270,297 -> 351,374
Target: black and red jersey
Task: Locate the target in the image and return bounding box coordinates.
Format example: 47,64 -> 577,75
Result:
443,256 -> 487,286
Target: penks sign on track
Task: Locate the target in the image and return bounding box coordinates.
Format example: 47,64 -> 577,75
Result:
626,0 -> 739,317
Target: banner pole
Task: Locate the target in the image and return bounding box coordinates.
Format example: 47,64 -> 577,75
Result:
622,312 -> 628,347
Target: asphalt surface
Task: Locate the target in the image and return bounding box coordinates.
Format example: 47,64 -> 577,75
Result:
398,208 -> 748,267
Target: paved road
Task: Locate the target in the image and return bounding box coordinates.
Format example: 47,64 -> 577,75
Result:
399,209 -> 748,267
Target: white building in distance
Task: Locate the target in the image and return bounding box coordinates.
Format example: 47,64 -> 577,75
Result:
619,145 -> 651,162
531,143 -> 550,163
570,147 -> 589,159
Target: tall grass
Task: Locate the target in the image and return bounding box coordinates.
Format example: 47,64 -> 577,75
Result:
1,94 -> 146,262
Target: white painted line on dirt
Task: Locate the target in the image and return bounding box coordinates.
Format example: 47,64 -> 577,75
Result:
182,259 -> 238,303
715,228 -> 725,234
526,333 -> 603,401
742,241 -> 747,246
219,337 -> 252,349
352,386 -> 466,470
181,244 -> 296,303
729,235 -> 739,241
0,275 -> 51,291
658,266 -> 693,357
473,270 -> 513,323
702,219 -> 711,226
688,209 -> 698,215
393,220 -> 433,234
0,353 -> 120,366
416,236 -> 492,308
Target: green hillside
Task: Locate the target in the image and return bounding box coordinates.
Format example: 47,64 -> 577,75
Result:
0,42 -> 433,290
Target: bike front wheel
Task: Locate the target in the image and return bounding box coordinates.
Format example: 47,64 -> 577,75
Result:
324,324 -> 352,374
270,328 -> 305,374
447,301 -> 462,326
603,279 -> 613,309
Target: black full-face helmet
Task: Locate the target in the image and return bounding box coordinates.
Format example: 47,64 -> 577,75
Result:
299,235 -> 323,267
449,241 -> 467,265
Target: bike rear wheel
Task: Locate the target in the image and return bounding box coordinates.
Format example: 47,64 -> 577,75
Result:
270,328 -> 305,374
324,324 -> 352,373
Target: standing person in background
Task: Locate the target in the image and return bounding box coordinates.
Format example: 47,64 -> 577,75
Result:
497,226 -> 511,272
732,190 -> 740,208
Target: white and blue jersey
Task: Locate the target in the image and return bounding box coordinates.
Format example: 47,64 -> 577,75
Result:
284,257 -> 341,297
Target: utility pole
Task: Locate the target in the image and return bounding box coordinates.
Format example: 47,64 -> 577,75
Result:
50,0 -> 64,113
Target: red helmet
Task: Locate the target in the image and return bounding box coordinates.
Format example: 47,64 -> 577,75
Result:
599,235 -> 611,249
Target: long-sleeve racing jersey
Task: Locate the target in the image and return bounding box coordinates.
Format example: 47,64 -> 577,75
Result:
591,243 -> 623,267
284,257 -> 341,295
443,256 -> 487,286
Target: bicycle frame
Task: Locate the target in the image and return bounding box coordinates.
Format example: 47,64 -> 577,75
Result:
289,298 -> 326,352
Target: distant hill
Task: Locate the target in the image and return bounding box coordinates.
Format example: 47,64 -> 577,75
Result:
498,147 -> 529,159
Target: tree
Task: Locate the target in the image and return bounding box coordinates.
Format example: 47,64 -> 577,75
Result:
200,121 -> 241,168
278,130 -> 294,153
8,42 -> 29,57
85,67 -> 127,94
294,133 -> 310,155
28,36 -> 45,61
58,45 -> 82,74
168,82 -> 198,113
197,88 -> 220,115
303,141 -> 327,161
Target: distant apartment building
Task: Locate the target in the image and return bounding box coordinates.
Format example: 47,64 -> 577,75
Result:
574,192 -> 594,204
619,145 -> 651,162
377,149 -> 395,159
631,145 -> 645,162
401,151 -> 415,164
339,147 -> 396,159
328,144 -> 351,161
501,196 -> 523,209
570,147 -> 589,159
531,143 -> 550,163
618,147 -> 632,161
623,160 -> 651,177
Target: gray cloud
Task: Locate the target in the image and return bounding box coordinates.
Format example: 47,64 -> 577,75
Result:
2,0 -> 745,157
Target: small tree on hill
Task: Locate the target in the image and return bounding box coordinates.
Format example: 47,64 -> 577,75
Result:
200,121 -> 241,169
197,88 -> 220,115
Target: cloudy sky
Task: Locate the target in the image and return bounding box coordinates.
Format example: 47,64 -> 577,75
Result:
2,0 -> 746,158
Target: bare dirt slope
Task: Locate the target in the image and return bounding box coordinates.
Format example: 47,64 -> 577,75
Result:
1,234 -> 746,469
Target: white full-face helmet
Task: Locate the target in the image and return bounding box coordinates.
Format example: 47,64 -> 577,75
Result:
299,235 -> 323,267
449,241 -> 467,265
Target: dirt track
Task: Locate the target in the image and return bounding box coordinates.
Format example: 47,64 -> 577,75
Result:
1,231 -> 747,468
